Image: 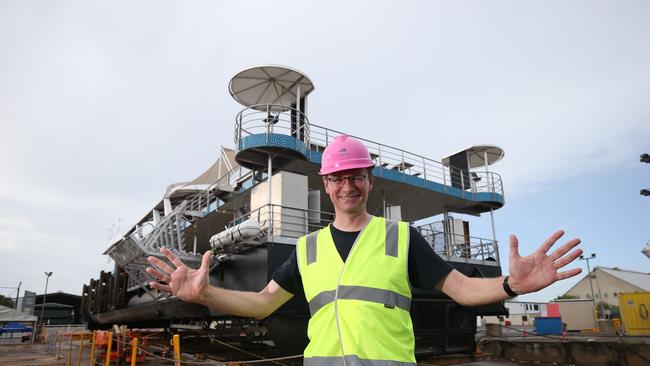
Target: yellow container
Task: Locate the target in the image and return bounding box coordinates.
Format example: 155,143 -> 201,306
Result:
618,292 -> 650,336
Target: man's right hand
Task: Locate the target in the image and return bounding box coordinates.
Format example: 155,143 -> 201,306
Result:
146,247 -> 213,305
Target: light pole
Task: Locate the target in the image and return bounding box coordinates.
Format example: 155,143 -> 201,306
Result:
15,281 -> 21,310
579,254 -> 604,319
38,272 -> 53,339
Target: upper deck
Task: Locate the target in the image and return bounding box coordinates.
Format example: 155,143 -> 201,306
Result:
234,104 -> 504,221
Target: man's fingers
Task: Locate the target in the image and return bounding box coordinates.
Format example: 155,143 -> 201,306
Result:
539,230 -> 565,254
553,248 -> 583,270
556,267 -> 582,281
201,250 -> 213,270
147,255 -> 175,275
160,247 -> 186,269
149,281 -> 172,293
549,238 -> 581,261
145,267 -> 170,283
509,235 -> 520,260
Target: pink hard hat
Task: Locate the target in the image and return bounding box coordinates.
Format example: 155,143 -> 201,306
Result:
319,135 -> 374,175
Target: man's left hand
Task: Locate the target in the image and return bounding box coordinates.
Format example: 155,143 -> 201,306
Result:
508,230 -> 583,295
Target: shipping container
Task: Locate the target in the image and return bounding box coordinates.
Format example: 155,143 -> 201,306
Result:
534,317 -> 562,335
618,292 -> 650,336
553,299 -> 597,331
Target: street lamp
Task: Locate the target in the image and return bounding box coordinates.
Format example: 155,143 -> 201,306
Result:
38,272 -> 53,339
579,254 -> 605,319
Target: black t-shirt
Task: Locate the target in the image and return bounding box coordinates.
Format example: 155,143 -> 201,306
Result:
272,224 -> 454,296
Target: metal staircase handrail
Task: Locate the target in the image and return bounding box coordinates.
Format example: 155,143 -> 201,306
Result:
142,200 -> 189,252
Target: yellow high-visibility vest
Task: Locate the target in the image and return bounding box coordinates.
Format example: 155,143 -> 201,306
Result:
296,216 -> 415,366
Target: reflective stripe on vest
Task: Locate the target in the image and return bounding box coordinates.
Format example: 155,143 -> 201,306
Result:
304,355 -> 416,366
297,216 -> 415,365
306,230 -> 318,265
308,286 -> 411,315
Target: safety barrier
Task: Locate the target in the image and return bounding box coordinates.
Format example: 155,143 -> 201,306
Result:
41,327 -> 304,366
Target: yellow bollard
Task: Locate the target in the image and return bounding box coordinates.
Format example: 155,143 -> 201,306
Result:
130,338 -> 138,366
173,334 -> 181,366
105,332 -> 113,366
76,333 -> 85,366
89,331 -> 96,366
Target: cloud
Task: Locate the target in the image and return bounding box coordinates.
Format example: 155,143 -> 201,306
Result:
0,0 -> 649,299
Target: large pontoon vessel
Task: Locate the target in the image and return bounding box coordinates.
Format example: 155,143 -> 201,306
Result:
81,65 -> 508,356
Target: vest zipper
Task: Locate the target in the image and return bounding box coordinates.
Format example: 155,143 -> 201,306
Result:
333,215 -> 374,366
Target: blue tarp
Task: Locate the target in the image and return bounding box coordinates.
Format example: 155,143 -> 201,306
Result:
0,322 -> 33,334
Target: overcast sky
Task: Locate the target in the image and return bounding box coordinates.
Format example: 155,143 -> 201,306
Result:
1,1 -> 648,304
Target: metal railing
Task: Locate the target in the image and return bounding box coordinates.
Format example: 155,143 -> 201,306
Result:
235,104 -> 311,152
105,200 -> 203,291
309,124 -> 504,199
234,104 -> 504,200
416,222 -> 500,264
227,203 -> 335,240
182,165 -> 251,217
107,165 -> 256,291
227,203 -> 499,264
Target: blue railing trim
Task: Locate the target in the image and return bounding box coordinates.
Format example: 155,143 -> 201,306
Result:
239,133 -> 504,206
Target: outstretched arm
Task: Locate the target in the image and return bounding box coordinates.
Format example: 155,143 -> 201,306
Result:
438,230 -> 583,306
146,248 -> 293,320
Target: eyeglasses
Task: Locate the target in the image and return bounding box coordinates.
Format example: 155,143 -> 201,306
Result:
326,175 -> 367,187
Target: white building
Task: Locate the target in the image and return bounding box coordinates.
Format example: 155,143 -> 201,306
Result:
562,267 -> 650,307
483,300 -> 548,326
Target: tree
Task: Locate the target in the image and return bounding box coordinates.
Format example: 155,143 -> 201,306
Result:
0,294 -> 15,308
554,294 -> 577,300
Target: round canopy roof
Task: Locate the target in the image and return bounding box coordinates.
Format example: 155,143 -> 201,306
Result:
442,145 -> 505,168
229,65 -> 315,111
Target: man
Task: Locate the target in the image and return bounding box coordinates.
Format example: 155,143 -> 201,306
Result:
147,135 -> 582,366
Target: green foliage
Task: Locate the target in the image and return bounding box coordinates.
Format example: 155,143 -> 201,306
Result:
554,294 -> 577,300
0,294 -> 15,308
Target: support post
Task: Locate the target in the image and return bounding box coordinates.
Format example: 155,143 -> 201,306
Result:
173,334 -> 181,366
76,333 -> 84,366
131,338 -> 138,366
67,333 -> 73,366
105,332 -> 113,366
15,281 -> 21,310
443,208 -> 451,257
89,331 -> 96,366
57,334 -> 63,360
490,209 -> 497,243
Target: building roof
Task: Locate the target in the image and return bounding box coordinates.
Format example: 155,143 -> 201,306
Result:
598,267 -> 650,291
0,305 -> 38,322
563,266 -> 650,295
505,300 -> 548,305
34,303 -> 73,310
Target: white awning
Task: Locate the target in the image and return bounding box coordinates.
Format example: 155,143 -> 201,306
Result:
229,65 -> 315,111
442,145 -> 505,168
